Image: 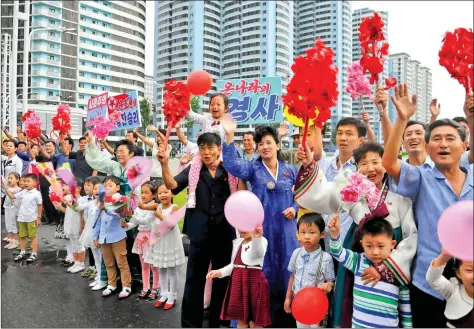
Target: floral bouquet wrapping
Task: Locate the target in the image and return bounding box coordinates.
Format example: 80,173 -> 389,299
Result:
336,171 -> 380,213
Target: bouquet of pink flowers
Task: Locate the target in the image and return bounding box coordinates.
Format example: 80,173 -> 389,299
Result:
104,192 -> 129,212
337,171 -> 380,212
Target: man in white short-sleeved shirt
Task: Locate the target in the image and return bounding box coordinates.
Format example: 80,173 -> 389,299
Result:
4,173 -> 43,263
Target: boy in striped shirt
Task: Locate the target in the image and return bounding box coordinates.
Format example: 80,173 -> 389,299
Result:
328,214 -> 412,328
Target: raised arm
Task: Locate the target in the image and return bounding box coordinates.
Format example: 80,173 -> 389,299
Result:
222,118 -> 254,181
84,132 -> 121,175
2,127 -> 16,141
429,98 -> 441,124
362,112 -> 376,142
375,86 -> 393,146
426,251 -> 457,299
464,93 -> 473,164
101,139 -> 115,156
157,142 -> 178,191
175,124 -> 189,146
328,214 -> 360,273
187,108 -> 207,126
382,84 -> 417,182
134,128 -> 154,149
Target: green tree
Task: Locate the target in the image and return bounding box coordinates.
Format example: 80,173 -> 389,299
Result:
139,98 -> 152,135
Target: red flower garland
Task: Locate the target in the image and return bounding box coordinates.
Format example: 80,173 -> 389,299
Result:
358,13 -> 389,85
439,28 -> 474,93
51,104 -> 71,137
162,79 -> 191,149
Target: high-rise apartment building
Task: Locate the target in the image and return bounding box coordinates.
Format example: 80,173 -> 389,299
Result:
293,0 -> 353,149
154,0 -> 294,147
352,8 -> 389,143
144,74 -> 155,103
388,53 -> 432,124
1,0 -> 146,137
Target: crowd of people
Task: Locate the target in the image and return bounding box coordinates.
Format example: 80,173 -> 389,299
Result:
0,84 -> 473,328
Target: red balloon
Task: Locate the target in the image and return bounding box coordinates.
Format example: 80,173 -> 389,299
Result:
291,286 -> 329,325
187,70 -> 212,96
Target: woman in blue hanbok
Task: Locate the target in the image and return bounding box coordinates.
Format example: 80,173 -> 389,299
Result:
222,121 -> 299,327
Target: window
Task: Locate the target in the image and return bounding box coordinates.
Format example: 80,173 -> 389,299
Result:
79,83 -> 84,87
79,72 -> 84,76
49,55 -> 55,60
102,34 -> 106,38
102,87 -> 106,91
82,28 -> 86,32
92,85 -> 98,90
50,8 -> 55,13
92,31 -> 96,35
48,91 -> 53,96
80,61 -> 85,65
102,55 -> 106,59
49,43 -> 55,48
93,63 -> 98,68
103,13 -> 108,18
81,6 -> 86,10
102,23 -> 107,27
102,44 -> 105,48
48,79 -> 54,84
92,20 -> 96,24
92,74 -> 97,79
49,31 -> 55,37
81,50 -> 85,55
49,19 -> 55,25
81,16 -> 86,21
92,52 -> 97,57
102,65 -> 107,69
92,42 -> 97,46
79,95 -> 85,99
101,76 -> 106,80
93,10 -> 98,14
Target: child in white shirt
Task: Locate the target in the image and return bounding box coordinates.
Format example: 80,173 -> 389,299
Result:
4,174 -> 43,263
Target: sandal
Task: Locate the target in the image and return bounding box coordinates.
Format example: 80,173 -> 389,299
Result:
102,285 -> 116,297
139,290 -> 150,299
26,254 -> 38,263
118,287 -> 131,299
14,253 -> 28,262
148,289 -> 158,301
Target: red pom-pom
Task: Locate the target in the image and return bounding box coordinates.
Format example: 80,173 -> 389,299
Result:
51,104 -> 71,138
21,110 -> 35,122
439,28 -> 474,93
384,77 -> 397,90
358,12 -> 389,84
283,38 -> 338,129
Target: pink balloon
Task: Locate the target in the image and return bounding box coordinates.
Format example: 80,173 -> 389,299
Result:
438,200 -> 473,261
224,191 -> 264,232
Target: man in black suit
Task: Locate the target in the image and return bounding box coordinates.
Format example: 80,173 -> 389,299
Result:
158,132 -> 235,328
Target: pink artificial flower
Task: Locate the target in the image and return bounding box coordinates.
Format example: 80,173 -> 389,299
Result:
126,167 -> 137,180
366,189 -> 380,209
345,61 -> 375,101
340,186 -> 361,203
348,172 -> 366,186
359,179 -> 376,195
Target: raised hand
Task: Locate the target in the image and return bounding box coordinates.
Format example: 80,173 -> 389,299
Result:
362,111 -> 370,123
221,114 -> 237,136
84,130 -> 94,144
327,213 -> 340,237
253,225 -> 263,238
390,83 -> 417,121
278,121 -> 289,138
375,86 -> 388,112
157,143 -> 170,164
179,152 -> 194,166
430,99 -> 441,119
295,142 -> 313,168
464,93 -> 474,123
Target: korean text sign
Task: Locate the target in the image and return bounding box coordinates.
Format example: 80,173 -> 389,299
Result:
215,77 -> 283,125
86,92 -> 108,125
107,90 -> 141,131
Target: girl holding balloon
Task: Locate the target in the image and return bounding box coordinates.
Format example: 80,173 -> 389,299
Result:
207,225 -> 271,328
222,121 -> 300,327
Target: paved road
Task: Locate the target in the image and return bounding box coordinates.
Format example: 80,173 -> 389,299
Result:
1,222 -> 188,328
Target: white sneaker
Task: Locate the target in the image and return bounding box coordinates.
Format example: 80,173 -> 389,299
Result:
92,281 -> 108,291
67,264 -> 77,273
3,237 -> 9,242
7,241 -> 18,249
4,241 -> 12,249
89,280 -> 99,287
70,263 -> 85,273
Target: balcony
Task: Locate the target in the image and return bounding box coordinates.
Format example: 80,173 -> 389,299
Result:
31,45 -> 60,53
31,21 -> 58,29
32,57 -> 60,65
32,70 -> 60,78
32,33 -> 61,42
31,81 -> 60,89
33,8 -> 61,18
31,94 -> 60,101
35,0 -> 62,8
